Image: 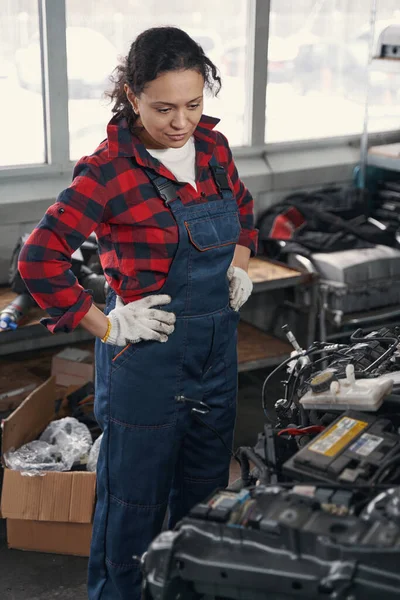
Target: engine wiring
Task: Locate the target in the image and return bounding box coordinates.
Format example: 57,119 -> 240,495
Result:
262,327 -> 400,424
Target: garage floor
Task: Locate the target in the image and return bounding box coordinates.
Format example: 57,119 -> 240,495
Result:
0,369 -> 272,600
0,518 -> 88,600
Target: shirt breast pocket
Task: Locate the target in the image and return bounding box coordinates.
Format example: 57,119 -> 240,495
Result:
184,212 -> 241,252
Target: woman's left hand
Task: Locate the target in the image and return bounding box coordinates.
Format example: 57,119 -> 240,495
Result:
227,266 -> 253,311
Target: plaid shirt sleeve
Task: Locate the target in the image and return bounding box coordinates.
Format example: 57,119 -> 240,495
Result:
217,132 -> 258,256
18,159 -> 108,333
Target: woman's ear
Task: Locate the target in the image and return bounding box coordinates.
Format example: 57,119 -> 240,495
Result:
124,84 -> 139,113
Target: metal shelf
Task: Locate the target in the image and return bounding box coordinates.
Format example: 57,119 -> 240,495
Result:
342,304 -> 400,326
323,304 -> 400,341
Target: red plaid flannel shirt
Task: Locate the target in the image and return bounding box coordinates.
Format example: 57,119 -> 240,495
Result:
19,114 -> 258,333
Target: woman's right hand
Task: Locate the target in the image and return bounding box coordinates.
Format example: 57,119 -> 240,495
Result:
105,295 -> 176,345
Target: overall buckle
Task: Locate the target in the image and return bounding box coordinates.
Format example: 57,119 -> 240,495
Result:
156,180 -> 178,206
210,165 -> 231,195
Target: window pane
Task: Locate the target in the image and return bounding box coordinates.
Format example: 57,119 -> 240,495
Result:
0,0 -> 45,166
66,0 -> 250,160
265,0 -> 400,143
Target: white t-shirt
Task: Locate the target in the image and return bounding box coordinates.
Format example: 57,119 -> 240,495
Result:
147,136 -> 197,191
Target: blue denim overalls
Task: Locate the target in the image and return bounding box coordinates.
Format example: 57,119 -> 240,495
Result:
88,156 -> 241,599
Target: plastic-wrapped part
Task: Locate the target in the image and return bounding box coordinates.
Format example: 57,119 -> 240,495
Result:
87,433 -> 103,472
40,417 -> 93,470
3,440 -> 65,475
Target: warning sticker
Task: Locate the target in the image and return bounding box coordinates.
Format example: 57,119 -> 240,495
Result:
349,433 -> 383,457
309,417 -> 368,457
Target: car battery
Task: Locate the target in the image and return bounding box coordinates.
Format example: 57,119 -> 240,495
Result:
283,410 -> 400,484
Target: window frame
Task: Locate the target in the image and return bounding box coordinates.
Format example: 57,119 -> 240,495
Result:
0,0 -> 398,178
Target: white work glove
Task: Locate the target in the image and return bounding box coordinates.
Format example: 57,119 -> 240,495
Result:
227,266 -> 253,311
105,295 -> 176,346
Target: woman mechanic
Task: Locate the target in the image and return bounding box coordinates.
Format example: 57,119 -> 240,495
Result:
19,27 -> 258,600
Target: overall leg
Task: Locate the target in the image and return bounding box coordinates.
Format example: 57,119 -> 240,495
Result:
88,332 -> 183,600
169,310 -> 238,527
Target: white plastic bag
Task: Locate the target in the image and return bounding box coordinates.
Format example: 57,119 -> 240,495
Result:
87,433 -> 103,472
4,417 -> 93,475
4,440 -> 64,475
40,417 -> 93,470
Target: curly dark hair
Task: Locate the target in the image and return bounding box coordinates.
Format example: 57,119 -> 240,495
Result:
105,26 -> 222,131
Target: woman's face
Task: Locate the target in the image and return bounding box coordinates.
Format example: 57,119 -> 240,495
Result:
125,69 -> 204,149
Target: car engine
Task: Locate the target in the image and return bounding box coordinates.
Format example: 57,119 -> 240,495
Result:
143,327 -> 400,599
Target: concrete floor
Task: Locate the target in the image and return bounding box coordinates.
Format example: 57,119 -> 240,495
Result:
0,369 -> 271,599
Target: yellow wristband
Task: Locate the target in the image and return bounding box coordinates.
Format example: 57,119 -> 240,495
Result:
101,318 -> 112,343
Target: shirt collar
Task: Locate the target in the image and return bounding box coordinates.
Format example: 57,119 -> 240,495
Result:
107,113 -> 220,172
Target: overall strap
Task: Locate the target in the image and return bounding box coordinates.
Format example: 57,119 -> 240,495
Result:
144,155 -> 233,206
143,167 -> 180,207
209,154 -> 233,200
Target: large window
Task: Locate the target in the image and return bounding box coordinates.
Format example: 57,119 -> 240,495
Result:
1,0 -> 399,172
266,0 -> 400,143
0,0 -> 45,166
66,0 -> 251,160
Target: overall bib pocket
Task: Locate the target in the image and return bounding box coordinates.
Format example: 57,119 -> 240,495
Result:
185,212 -> 241,252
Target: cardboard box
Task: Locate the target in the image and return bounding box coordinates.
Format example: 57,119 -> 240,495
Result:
1,377 -> 96,556
6,520 -> 92,556
0,383 -> 38,413
51,347 -> 94,387
0,364 -> 43,413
